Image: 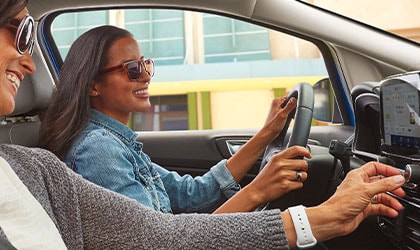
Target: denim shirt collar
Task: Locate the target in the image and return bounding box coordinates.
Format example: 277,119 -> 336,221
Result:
90,109 -> 139,145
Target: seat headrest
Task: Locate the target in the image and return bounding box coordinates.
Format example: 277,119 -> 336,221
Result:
7,53 -> 54,118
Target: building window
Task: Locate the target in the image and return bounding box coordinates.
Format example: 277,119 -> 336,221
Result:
132,95 -> 188,131
125,9 -> 186,66
203,14 -> 270,63
52,11 -> 109,58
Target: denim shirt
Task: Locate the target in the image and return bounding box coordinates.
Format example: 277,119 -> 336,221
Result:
65,109 -> 240,213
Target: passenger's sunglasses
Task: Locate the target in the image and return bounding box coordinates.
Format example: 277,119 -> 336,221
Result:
99,58 -> 155,81
7,14 -> 35,55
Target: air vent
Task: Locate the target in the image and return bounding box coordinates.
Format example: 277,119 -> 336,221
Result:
378,192 -> 420,250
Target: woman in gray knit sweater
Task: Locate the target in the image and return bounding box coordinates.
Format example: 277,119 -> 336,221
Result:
0,0 -> 407,249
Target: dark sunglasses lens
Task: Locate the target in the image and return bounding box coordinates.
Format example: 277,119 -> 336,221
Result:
126,61 -> 141,80
16,16 -> 34,55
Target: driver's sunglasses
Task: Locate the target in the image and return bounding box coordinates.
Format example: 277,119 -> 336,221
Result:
99,58 -> 155,81
7,14 -> 35,55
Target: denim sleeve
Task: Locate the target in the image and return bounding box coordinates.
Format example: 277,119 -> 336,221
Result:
66,132 -> 155,208
157,159 -> 241,214
209,159 -> 242,198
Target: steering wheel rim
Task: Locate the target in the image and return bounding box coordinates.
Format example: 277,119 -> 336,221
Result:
257,82 -> 314,210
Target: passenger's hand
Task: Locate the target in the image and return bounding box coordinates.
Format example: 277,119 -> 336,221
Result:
306,162 -> 406,241
262,96 -> 297,139
244,146 -> 312,205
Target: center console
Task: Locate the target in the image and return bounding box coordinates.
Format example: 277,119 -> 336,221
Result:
377,71 -> 420,250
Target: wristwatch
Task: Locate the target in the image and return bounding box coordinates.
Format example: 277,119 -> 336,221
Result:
288,205 -> 317,248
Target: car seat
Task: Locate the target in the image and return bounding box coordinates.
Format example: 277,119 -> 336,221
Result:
0,53 -> 53,147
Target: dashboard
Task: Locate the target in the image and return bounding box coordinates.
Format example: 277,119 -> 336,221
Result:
376,71 -> 420,250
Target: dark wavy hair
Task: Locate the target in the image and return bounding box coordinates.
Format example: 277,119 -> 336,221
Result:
40,25 -> 133,159
0,0 -> 28,26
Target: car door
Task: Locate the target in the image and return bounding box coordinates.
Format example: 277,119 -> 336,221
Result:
37,3 -> 397,249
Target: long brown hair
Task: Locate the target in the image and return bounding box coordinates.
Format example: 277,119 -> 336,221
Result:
40,25 -> 133,159
0,0 -> 28,26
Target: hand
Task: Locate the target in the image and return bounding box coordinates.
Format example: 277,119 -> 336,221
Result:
224,96 -> 298,185
244,146 -> 312,205
262,96 -> 297,139
307,162 -> 406,241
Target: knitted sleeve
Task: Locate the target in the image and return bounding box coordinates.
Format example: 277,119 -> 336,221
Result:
1,145 -> 290,250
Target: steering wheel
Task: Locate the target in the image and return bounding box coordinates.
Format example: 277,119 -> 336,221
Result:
258,82 -> 314,210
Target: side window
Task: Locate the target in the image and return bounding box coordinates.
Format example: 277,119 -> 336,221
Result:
133,95 -> 188,131
52,11 -> 109,58
51,9 -> 329,131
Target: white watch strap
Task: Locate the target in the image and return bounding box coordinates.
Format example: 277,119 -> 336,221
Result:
288,205 -> 317,248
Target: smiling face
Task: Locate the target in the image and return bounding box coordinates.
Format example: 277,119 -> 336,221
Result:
90,36 -> 152,124
0,8 -> 36,116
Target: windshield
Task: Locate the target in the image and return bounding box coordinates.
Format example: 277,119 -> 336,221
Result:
302,0 -> 420,44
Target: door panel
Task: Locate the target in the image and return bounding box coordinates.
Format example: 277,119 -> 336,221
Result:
138,125 -> 354,187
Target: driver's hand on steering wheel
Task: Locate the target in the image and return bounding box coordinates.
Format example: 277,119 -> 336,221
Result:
262,96 -> 297,140
244,146 -> 312,205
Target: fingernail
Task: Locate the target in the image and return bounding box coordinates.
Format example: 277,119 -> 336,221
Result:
393,175 -> 405,184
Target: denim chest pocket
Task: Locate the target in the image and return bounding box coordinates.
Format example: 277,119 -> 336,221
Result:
135,164 -> 161,189
133,163 -> 172,213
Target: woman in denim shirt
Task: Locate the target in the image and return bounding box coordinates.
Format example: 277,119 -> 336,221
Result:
41,25 -> 311,214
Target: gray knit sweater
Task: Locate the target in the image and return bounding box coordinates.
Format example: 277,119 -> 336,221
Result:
0,144 -> 289,249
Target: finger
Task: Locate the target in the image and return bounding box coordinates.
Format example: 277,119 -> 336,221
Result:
273,96 -> 287,106
287,181 -> 304,191
376,193 -> 404,211
367,203 -> 400,218
271,157 -> 308,173
270,168 -> 307,184
281,97 -> 297,112
268,168 -> 306,183
282,176 -> 305,190
367,175 -> 406,198
361,162 -> 404,179
272,169 -> 307,183
368,175 -> 384,182
294,171 -> 308,182
368,176 -> 406,197
388,186 -> 406,197
368,178 -> 406,198
270,96 -> 287,112
280,145 -> 312,159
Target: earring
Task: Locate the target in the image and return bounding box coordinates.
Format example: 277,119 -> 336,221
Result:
93,91 -> 99,96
